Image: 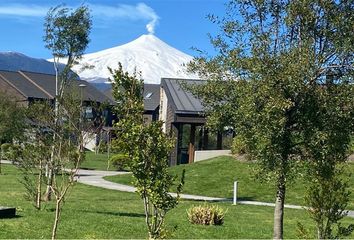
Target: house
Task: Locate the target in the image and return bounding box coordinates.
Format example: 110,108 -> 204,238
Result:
0,70 -> 113,108
104,83 -> 161,124
0,70 -> 114,150
159,78 -> 232,166
142,84 -> 160,123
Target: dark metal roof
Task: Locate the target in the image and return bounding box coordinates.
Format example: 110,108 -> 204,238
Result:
161,78 -> 204,114
103,83 -> 160,111
0,70 -> 49,99
143,84 -> 160,111
20,71 -> 56,98
66,79 -> 114,104
0,70 -> 112,104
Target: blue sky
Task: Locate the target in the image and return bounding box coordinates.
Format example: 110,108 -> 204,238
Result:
0,0 -> 228,59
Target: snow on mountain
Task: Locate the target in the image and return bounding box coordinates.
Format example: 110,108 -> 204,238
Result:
0,52 -> 65,75
68,34 -> 197,84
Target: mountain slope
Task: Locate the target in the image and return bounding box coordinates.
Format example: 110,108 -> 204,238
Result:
70,34 -> 197,84
0,52 -> 64,75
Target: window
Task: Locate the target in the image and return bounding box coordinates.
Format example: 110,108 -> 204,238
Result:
145,92 -> 153,99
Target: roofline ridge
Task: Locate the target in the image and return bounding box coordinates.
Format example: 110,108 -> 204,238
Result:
0,72 -> 28,98
18,71 -> 54,99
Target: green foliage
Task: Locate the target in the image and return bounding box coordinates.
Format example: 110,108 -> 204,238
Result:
110,63 -> 184,239
43,5 -> 92,234
44,4 -> 91,60
303,164 -> 354,239
349,137 -> 354,154
188,0 -> 354,238
0,92 -> 26,144
187,204 -> 226,226
1,143 -> 12,160
109,153 -> 129,171
231,135 -> 247,155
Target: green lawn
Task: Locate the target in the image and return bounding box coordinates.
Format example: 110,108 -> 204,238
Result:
105,155 -> 354,209
1,164 -> 353,239
80,151 -> 115,171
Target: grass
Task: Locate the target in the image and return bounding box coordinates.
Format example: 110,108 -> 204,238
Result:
80,151 -> 115,171
105,155 -> 354,209
1,164 -> 353,239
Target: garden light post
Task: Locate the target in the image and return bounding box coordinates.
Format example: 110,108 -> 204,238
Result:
233,181 -> 238,205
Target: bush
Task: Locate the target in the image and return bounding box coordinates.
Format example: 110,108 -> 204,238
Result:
187,204 -> 226,226
349,136 -> 354,154
110,153 -> 129,171
1,143 -> 12,158
1,143 -> 16,160
231,135 -> 247,155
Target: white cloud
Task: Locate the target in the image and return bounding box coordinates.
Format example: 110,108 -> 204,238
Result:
89,3 -> 159,34
0,4 -> 47,17
0,2 -> 160,34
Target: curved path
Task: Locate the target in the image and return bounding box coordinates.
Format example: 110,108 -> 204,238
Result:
75,169 -> 226,201
2,161 -> 353,218
75,168 -> 354,218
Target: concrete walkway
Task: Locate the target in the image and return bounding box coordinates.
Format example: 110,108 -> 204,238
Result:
75,168 -> 354,218
2,160 -> 353,218
75,168 -> 227,201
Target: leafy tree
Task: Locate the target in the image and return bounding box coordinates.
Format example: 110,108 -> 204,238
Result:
188,0 -> 354,238
0,92 -> 26,174
110,63 -> 184,239
300,82 -> 354,238
43,4 -> 91,201
42,4 -> 92,239
9,102 -> 52,210
0,92 -> 26,144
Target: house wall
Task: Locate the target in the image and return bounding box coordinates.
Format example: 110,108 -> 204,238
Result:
159,87 -> 168,132
194,150 -> 232,162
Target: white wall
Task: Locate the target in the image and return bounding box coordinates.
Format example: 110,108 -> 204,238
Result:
194,150 -> 232,162
159,87 -> 168,133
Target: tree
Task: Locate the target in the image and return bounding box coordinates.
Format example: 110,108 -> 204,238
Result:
0,92 -> 26,174
43,4 -> 92,239
188,1 -> 354,239
300,82 -> 354,238
9,102 -> 53,210
0,92 -> 26,144
110,63 -> 184,239
43,4 -> 91,201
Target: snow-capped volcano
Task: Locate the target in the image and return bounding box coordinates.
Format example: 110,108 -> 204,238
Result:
68,34 -> 197,84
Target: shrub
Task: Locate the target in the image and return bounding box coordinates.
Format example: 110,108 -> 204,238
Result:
231,135 -> 247,155
109,153 -> 129,171
1,143 -> 12,159
349,136 -> 354,154
187,204 -> 226,226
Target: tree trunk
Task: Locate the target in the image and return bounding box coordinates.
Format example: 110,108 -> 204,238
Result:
36,162 -> 43,210
44,167 -> 53,201
52,199 -> 61,240
273,174 -> 286,239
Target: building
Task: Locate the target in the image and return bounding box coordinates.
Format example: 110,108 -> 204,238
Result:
0,70 -> 112,108
104,83 -> 161,124
159,78 -> 232,166
0,70 -> 115,151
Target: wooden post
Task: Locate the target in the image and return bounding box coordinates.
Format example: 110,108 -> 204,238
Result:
188,124 -> 196,164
